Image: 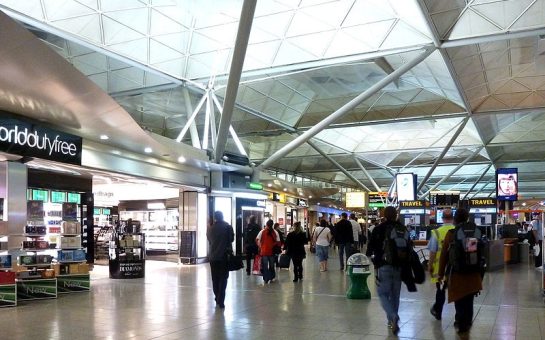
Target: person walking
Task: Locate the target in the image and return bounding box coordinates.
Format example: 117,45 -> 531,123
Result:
427,208 -> 455,320
313,219 -> 332,272
349,213 -> 360,251
256,219 -> 281,284
283,221 -> 308,282
366,206 -> 405,334
273,222 -> 285,266
206,211 -> 234,309
438,208 -> 484,334
244,215 -> 261,276
531,214 -> 543,270
335,212 -> 354,270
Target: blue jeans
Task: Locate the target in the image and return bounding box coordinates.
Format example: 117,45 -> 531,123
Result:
377,265 -> 402,323
316,245 -> 329,261
338,243 -> 349,269
261,255 -> 276,282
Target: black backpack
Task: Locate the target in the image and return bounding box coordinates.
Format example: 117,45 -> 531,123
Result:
382,222 -> 412,266
448,222 -> 486,274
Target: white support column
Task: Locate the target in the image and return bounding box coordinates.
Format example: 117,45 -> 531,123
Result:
462,164 -> 493,200
202,94 -> 211,150
208,91 -> 217,150
176,92 -> 207,143
417,117 -> 469,192
307,140 -> 371,192
182,88 -> 201,148
471,177 -> 495,199
211,92 -> 248,157
354,157 -> 381,192
256,48 -> 434,171
419,146 -> 484,199
214,0 -> 257,162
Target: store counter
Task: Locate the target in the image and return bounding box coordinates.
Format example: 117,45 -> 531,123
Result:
503,238 -> 519,264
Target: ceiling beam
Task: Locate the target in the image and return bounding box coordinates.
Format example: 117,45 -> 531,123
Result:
416,117 -> 469,191
419,146 -> 484,199
461,164 -> 493,200
256,48 -> 435,171
110,83 -> 180,98
354,157 -> 381,191
307,140 -> 371,192
441,26 -> 545,49
182,88 -> 201,148
214,0 -> 256,162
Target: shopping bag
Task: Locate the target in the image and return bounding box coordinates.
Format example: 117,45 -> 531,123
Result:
278,254 -> 290,269
227,251 -> 244,271
252,254 -> 262,275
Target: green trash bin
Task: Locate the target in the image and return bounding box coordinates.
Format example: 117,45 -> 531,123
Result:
346,253 -> 371,299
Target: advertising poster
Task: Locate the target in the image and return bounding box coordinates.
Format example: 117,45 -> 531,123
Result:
396,173 -> 416,201
496,168 -> 518,201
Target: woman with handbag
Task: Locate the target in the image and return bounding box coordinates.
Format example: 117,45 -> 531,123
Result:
256,220 -> 281,284
313,220 -> 332,272
284,221 -> 308,282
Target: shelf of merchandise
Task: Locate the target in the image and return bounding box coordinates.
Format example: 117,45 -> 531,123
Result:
109,231 -> 145,279
120,210 -> 179,253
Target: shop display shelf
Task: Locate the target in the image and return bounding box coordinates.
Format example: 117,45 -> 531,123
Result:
0,268 -> 13,271
20,249 -> 51,252
60,234 -> 80,237
19,234 -> 48,237
57,260 -> 86,264
56,247 -> 83,250
19,264 -> 52,267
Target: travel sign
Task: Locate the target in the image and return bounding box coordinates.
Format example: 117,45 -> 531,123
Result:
0,115 -> 82,165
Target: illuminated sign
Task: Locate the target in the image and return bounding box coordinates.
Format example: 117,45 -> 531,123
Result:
247,182 -> 263,190
496,168 -> 518,201
297,199 -> 308,207
368,192 -> 387,208
346,192 -> 366,208
0,114 -> 82,165
399,200 -> 426,208
396,173 -> 416,201
469,198 -> 496,206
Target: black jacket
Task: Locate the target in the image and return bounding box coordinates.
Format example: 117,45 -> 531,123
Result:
283,231 -> 308,258
334,219 -> 354,244
207,220 -> 234,261
366,220 -> 404,268
244,223 -> 261,248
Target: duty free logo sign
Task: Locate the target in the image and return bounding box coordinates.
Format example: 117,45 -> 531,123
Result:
0,114 -> 82,165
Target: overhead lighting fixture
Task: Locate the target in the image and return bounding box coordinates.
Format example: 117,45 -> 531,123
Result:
522,202 -> 527,206
283,188 -> 287,192
267,183 -> 272,187
144,147 -> 152,153
308,195 -> 313,199
100,135 -> 109,140
147,202 -> 165,210
178,156 -> 186,163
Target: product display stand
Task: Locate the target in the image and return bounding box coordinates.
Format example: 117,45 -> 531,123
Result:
16,200 -> 57,301
0,259 -> 16,307
109,220 -> 145,279
56,202 -> 90,293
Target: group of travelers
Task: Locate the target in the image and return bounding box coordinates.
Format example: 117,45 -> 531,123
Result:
207,206 -> 488,337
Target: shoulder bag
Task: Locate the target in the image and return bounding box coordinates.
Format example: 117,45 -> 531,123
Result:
310,227 -> 327,253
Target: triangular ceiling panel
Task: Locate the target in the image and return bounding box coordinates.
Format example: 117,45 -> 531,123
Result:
342,20 -> 395,50
152,32 -> 191,54
52,14 -> 102,44
103,8 -> 149,35
150,8 -> 186,36
149,40 -> 185,64
108,38 -> 149,63
449,9 -> 502,39
472,0 -> 534,29
43,0 -> 96,21
344,0 -> 395,26
102,16 -> 145,45
381,20 -> 432,49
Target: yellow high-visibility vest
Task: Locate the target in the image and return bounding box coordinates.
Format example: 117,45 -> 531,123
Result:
430,224 -> 454,283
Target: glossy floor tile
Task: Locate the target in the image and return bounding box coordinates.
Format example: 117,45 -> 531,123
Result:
1,250 -> 544,340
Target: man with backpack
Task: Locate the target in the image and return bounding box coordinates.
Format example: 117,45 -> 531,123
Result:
366,206 -> 410,335
427,209 -> 455,320
438,208 -> 484,334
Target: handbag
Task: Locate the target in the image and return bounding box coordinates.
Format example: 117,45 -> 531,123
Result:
310,227 -> 327,254
252,254 -> 262,275
227,251 -> 244,271
278,254 -> 291,269
273,244 -> 282,255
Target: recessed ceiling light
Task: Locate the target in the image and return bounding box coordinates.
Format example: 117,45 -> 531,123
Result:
178,156 -> 186,163
522,202 -> 527,206
308,195 -> 312,199
283,188 -> 287,192
267,183 -> 272,187
144,147 -> 152,153
100,135 -> 109,140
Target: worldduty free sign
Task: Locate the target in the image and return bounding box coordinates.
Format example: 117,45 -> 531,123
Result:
0,114 -> 82,165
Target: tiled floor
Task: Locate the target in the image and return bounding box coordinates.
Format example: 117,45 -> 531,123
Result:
1,250 -> 544,340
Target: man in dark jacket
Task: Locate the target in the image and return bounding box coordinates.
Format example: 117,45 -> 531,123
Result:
366,206 -> 403,334
244,215 -> 261,275
335,212 -> 354,270
207,211 -> 234,309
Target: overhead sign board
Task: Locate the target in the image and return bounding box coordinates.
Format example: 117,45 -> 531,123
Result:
0,114 -> 82,165
346,192 -> 366,208
368,192 -> 387,208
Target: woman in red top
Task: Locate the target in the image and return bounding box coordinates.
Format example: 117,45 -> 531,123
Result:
256,219 -> 280,284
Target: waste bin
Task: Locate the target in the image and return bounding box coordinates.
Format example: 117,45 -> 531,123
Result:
346,253 -> 371,299
519,242 -> 530,264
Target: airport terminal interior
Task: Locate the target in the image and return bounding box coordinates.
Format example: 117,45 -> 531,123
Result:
0,0 -> 545,339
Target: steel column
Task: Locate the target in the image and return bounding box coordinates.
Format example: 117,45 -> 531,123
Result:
211,92 -> 248,156
182,88 -> 201,148
470,177 -> 495,199
419,146 -> 484,199
416,117 -> 469,192
307,140 -> 371,192
176,92 -> 207,142
354,158 -> 381,191
214,0 -> 257,162
256,48 -> 434,171
461,164 -> 493,200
